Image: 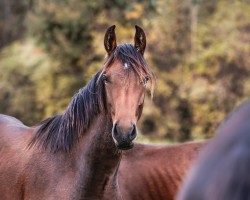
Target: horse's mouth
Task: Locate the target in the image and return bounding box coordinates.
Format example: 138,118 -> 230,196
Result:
117,143 -> 134,150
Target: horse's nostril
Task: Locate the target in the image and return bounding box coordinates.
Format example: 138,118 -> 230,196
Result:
129,125 -> 137,141
112,123 -> 136,150
113,123 -> 119,138
113,123 -> 136,145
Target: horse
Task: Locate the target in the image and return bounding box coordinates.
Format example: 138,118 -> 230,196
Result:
0,25 -> 155,200
118,141 -> 206,200
177,100 -> 250,200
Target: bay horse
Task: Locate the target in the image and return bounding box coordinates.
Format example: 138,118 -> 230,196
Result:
177,100 -> 250,200
118,141 -> 206,200
0,25 -> 155,200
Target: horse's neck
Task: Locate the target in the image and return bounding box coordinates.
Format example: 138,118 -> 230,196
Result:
74,114 -> 121,200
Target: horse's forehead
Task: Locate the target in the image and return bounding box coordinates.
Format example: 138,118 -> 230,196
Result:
108,59 -> 128,72
107,60 -> 135,78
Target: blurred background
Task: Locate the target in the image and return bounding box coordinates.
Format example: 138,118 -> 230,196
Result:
0,0 -> 249,143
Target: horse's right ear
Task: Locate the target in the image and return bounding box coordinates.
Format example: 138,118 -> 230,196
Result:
134,25 -> 146,55
104,25 -> 117,55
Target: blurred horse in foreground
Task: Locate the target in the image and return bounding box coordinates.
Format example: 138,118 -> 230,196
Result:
0,25 -> 155,200
177,100 -> 250,200
119,141 -> 206,200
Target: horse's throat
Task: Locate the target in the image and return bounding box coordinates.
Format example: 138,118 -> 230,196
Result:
77,114 -> 122,199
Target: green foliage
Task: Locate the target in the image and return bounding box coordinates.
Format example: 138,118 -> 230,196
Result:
0,0 -> 249,142
0,40 -> 46,124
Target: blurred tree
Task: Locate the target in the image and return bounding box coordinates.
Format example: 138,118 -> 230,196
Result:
25,0 -> 98,117
139,0 -> 250,141
0,0 -> 29,48
0,40 -> 47,124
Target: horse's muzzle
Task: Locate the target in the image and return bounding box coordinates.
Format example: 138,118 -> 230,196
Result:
112,123 -> 137,150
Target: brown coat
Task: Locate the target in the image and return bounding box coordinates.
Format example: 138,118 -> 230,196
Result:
119,141 -> 206,200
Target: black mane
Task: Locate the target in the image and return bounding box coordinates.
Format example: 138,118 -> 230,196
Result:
29,71 -> 106,152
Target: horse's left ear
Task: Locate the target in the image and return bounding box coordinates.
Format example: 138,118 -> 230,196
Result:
104,25 -> 117,55
134,25 -> 146,55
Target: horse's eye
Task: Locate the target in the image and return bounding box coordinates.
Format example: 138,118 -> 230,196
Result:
142,76 -> 150,85
102,74 -> 109,84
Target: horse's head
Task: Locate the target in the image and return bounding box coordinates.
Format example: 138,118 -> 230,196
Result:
100,25 -> 155,150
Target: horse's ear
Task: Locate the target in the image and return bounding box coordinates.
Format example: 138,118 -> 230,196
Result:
134,25 -> 146,55
104,25 -> 117,55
